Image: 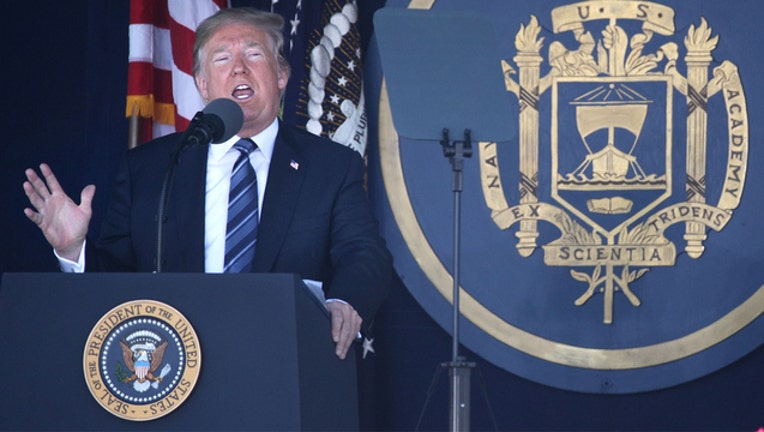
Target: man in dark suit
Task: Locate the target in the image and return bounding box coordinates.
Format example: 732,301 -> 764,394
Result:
23,7 -> 391,360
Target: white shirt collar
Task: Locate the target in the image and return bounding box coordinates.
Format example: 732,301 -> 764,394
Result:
208,118 -> 279,162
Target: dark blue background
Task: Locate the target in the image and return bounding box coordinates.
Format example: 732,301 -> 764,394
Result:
372,0 -> 764,397
1,1 -> 762,430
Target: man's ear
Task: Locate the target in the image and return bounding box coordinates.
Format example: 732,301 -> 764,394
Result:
195,74 -> 209,100
277,67 -> 288,92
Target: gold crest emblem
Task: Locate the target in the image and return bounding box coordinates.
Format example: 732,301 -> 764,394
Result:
482,0 -> 748,323
377,1 -> 762,383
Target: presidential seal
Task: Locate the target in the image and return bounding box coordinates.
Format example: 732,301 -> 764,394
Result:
83,300 -> 201,421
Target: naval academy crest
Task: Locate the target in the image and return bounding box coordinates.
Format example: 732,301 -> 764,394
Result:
376,0 -> 763,393
484,1 -> 746,323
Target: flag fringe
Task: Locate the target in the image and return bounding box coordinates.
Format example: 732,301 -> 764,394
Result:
125,95 -> 177,125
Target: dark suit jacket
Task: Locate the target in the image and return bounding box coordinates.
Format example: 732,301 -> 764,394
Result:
88,122 -> 391,323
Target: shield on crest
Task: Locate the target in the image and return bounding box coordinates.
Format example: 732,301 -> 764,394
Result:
552,76 -> 672,237
372,0 -> 761,395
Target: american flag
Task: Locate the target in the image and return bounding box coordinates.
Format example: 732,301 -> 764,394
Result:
272,0 -> 368,156
126,0 -> 229,145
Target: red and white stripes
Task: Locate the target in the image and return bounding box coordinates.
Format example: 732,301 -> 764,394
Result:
127,0 -> 228,142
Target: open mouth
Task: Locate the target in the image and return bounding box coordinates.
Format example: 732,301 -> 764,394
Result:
232,84 -> 254,100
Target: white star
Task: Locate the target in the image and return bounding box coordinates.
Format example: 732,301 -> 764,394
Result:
330,94 -> 340,105
337,76 -> 348,87
326,111 -> 336,122
290,13 -> 300,36
362,337 -> 375,359
347,60 -> 356,72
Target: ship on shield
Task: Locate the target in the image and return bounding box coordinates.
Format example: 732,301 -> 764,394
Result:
476,0 -> 746,326
559,82 -> 668,219
552,77 -> 672,238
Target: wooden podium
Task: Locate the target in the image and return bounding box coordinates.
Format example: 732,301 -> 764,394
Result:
0,272 -> 358,431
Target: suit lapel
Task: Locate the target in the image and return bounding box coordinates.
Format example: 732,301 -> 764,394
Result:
253,125 -> 306,272
167,144 -> 208,271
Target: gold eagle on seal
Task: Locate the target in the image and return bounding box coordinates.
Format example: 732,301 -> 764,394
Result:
119,339 -> 169,389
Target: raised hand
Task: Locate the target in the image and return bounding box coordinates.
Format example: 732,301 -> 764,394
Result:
23,163 -> 95,262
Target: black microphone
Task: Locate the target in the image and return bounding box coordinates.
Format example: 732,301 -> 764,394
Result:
182,98 -> 244,147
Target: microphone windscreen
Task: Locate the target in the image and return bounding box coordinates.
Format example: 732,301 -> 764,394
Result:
202,98 -> 244,143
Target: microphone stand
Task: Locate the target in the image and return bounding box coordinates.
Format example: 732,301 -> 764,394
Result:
440,128 -> 476,432
154,98 -> 241,272
154,113 -> 205,273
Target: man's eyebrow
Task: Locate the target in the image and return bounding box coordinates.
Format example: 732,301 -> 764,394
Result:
243,40 -> 265,49
210,40 -> 264,53
209,45 -> 230,56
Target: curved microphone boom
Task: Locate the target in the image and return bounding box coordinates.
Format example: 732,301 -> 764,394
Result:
154,98 -> 243,272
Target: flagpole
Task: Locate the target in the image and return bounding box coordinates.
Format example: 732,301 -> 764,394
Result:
128,101 -> 141,149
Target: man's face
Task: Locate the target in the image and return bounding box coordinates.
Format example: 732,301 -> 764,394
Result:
195,23 -> 288,137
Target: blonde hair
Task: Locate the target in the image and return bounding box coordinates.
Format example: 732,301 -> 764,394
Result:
192,7 -> 291,80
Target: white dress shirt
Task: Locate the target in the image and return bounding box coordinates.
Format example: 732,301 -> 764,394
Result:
204,119 -> 276,273
57,119 -> 327,303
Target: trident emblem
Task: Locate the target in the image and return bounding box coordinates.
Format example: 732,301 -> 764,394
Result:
480,0 -> 748,323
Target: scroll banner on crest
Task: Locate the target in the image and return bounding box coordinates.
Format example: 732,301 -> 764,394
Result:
372,0 -> 763,393
551,1 -> 676,35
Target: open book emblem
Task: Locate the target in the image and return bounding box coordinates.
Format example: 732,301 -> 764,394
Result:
553,77 -> 671,235
482,4 -> 747,324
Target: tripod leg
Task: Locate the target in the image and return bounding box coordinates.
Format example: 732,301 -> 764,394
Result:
415,363 -> 445,431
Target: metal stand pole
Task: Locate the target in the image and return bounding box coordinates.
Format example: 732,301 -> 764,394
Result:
440,128 -> 476,432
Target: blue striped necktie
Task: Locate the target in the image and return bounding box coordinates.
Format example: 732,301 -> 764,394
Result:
224,138 -> 258,273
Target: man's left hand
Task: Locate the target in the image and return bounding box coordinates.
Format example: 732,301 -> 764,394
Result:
326,300 -> 362,360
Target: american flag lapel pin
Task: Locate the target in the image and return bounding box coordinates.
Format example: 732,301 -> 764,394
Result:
290,160 -> 300,170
